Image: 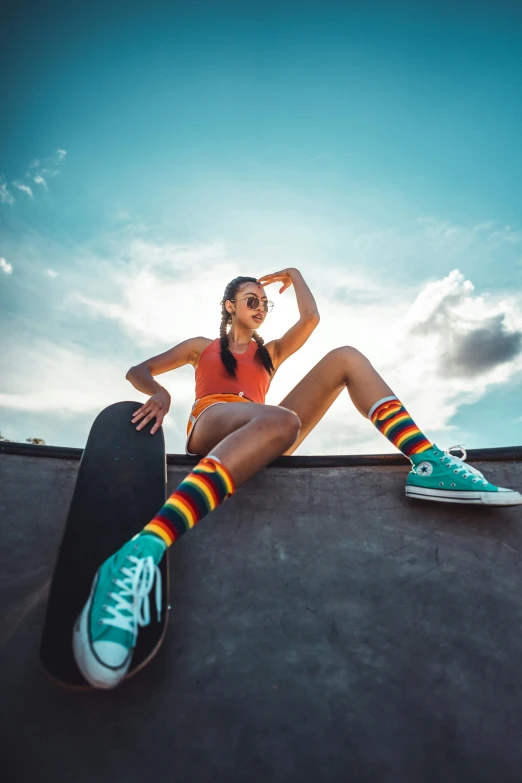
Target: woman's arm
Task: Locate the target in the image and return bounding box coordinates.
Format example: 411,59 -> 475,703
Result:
258,268 -> 320,370
127,336 -> 210,433
125,366 -> 166,397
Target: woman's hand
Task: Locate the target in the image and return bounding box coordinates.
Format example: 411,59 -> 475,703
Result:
257,268 -> 298,295
258,267 -> 319,323
131,388 -> 171,435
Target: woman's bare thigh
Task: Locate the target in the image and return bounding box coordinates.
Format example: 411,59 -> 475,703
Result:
276,350 -> 348,455
276,346 -> 392,455
187,401 -> 275,455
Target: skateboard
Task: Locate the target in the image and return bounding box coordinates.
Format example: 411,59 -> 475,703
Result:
40,401 -> 169,689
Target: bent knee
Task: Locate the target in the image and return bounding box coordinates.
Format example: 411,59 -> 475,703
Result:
279,407 -> 301,438
329,345 -> 367,363
258,406 -> 301,437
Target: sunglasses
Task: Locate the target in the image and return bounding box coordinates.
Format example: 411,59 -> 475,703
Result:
232,296 -> 274,313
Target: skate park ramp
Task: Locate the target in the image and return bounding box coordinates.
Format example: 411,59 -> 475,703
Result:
1,441 -> 522,783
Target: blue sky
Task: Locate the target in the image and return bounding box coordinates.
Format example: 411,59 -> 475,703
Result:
1,0 -> 522,455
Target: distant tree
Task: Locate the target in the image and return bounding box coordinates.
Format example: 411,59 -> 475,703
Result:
0,432 -> 45,444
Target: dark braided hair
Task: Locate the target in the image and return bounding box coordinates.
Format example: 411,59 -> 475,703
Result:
219,276 -> 275,379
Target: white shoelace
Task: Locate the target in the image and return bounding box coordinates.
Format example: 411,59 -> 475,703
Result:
101,555 -> 162,639
439,445 -> 488,486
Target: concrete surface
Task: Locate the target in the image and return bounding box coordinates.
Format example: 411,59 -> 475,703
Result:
1,445 -> 522,783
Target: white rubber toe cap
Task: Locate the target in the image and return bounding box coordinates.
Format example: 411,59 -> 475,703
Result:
490,487 -> 522,506
73,594 -> 133,689
92,640 -> 131,668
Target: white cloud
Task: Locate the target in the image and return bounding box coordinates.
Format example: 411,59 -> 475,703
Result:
0,181 -> 15,204
2,148 -> 69,199
415,216 -> 522,255
13,181 -> 34,198
46,269 -> 58,278
404,269 -> 521,376
0,338 -> 190,414
70,239 -> 232,347
0,257 -> 13,275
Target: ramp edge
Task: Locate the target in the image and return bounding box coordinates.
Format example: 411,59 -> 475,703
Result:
2,441 -> 522,468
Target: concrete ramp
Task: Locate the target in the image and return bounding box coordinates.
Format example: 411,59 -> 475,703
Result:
1,443 -> 522,783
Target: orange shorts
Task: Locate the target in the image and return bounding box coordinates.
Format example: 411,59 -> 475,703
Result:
185,393 -> 252,455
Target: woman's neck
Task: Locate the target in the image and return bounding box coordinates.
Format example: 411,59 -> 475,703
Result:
228,327 -> 253,348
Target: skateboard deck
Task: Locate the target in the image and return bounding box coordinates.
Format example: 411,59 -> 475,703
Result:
40,401 -> 169,689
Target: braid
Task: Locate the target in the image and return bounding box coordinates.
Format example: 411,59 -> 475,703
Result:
252,330 -> 275,377
218,276 -> 275,379
219,303 -> 237,379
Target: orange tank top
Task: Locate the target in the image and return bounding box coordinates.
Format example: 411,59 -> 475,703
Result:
194,338 -> 271,404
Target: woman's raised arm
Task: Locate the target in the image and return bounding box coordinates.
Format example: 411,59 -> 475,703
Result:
258,268 -> 320,370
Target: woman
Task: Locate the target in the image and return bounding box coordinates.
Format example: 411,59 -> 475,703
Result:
73,267 -> 521,689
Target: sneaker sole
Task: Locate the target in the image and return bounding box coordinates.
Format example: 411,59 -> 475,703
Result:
72,571 -> 133,690
405,485 -> 522,506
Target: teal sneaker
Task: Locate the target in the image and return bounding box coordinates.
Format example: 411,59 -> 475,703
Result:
73,533 -> 166,689
406,445 -> 522,506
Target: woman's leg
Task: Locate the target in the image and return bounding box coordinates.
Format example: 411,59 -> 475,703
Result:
73,402 -> 301,688
277,346 -> 400,455
277,345 -> 521,506
143,401 -> 300,546
187,401 -> 301,485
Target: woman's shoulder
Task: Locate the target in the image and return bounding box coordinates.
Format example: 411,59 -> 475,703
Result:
192,336 -> 217,365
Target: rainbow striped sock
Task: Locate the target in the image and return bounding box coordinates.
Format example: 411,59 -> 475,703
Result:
368,396 -> 432,458
142,455 -> 236,547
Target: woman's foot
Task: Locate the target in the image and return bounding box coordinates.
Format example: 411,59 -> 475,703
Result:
73,533 -> 166,689
406,446 -> 522,506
